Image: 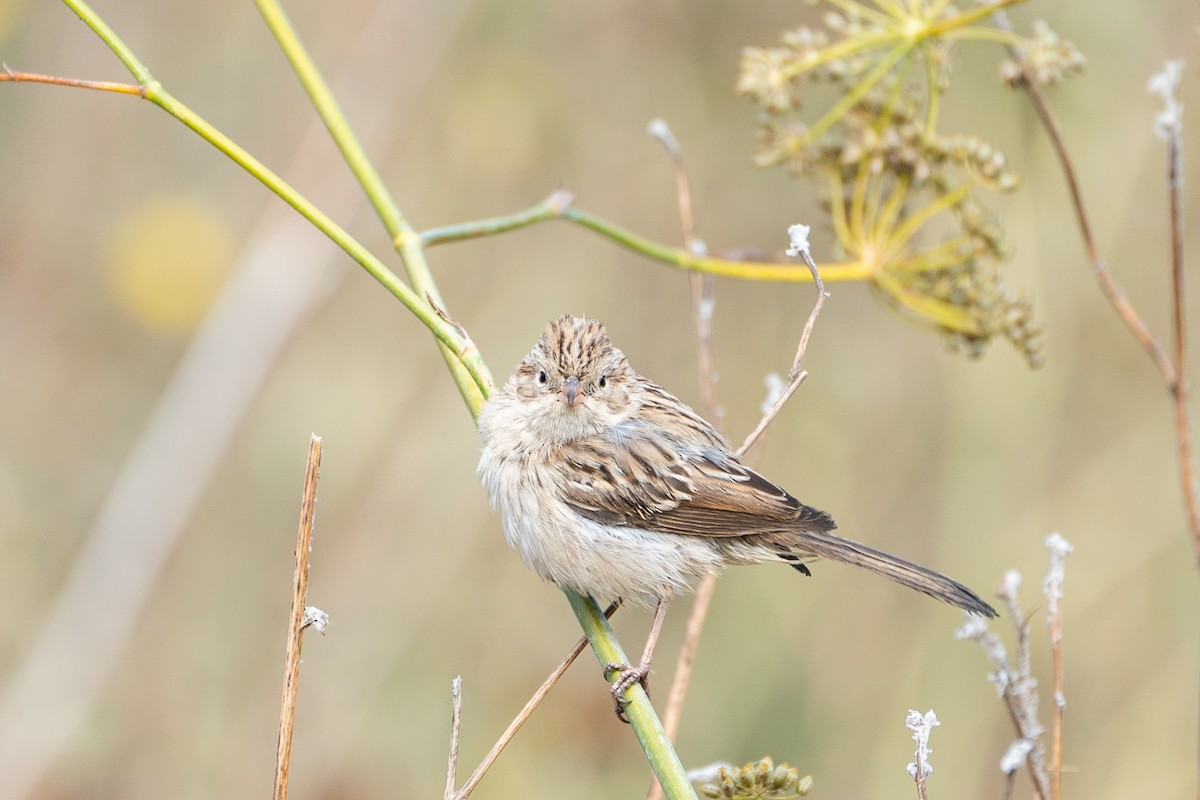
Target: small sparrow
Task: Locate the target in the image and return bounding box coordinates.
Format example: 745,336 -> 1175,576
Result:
478,316 -> 996,708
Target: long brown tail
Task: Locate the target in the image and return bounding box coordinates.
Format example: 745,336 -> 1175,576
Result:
788,530 -> 997,617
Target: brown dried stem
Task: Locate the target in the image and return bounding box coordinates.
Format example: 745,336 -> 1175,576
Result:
1000,590 -> 1050,800
1163,110 -> 1199,563
1015,76 -> 1173,381
1012,56 -> 1199,561
1048,606 -> 1064,800
0,66 -> 144,95
914,767 -> 929,800
273,434 -> 323,800
739,242 -> 825,455
449,602 -> 619,800
647,119 -> 722,433
445,677 -> 463,800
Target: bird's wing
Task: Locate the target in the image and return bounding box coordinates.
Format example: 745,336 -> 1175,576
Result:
554,426 -> 835,537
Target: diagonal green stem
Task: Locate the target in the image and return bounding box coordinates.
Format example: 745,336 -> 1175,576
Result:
565,591 -> 697,800
60,0 -> 492,401
61,0 -> 151,84
252,0 -> 486,415
801,39 -> 912,145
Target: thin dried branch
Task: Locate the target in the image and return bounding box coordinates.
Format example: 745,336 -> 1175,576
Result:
647,119 -> 720,431
274,434 -> 324,800
905,709 -> 938,800
1043,534 -> 1072,800
1017,76 -> 1173,381
0,66 -> 144,95
739,229 -> 826,455
445,677 -> 463,800
1155,65 -> 1200,562
1007,37 -> 1200,561
452,602 -> 619,800
959,571 -> 1050,800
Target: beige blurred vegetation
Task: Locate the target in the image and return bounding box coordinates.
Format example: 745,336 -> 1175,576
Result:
0,1 -> 1196,798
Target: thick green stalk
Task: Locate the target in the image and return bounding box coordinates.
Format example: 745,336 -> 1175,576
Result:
60,0 -> 492,400
566,591 -> 697,800
252,0 -> 486,415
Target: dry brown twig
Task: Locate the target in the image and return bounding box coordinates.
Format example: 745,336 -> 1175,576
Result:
1149,62 -> 1200,565
444,602 -> 619,800
274,434 -> 326,800
958,533 -> 1072,800
1004,28 -> 1199,561
444,677 -> 463,800
1043,533 -> 1072,800
905,709 -> 938,800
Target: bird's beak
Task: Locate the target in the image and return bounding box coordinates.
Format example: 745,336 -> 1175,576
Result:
561,376 -> 583,407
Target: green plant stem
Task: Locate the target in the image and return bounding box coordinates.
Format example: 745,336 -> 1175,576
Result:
421,201 -> 870,282
803,39 -> 913,145
565,591 -> 697,800
561,207 -> 870,282
924,0 -> 1027,38
61,0 -> 150,84
252,0 -> 486,415
59,0 -> 494,401
421,190 -> 576,247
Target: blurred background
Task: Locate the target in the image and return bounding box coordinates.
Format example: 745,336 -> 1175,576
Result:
0,1 -> 1196,798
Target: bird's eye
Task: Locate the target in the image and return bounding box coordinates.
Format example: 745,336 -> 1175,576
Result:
537,370 -> 547,384
598,375 -> 607,389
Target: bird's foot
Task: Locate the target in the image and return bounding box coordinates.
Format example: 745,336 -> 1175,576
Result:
604,660 -> 651,723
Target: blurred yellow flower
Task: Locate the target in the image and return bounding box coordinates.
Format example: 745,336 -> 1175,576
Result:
106,196 -> 236,334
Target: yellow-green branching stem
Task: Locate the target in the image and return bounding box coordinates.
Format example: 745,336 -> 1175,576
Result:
252,0 -> 487,414
849,160 -> 873,247
899,236 -> 977,272
802,39 -> 913,145
784,27 -> 895,82
924,0 -> 1028,39
888,183 -> 971,251
60,0 -> 492,401
944,26 -> 1026,48
825,170 -> 858,259
62,0 -> 150,84
920,43 -> 941,139
823,0 -> 894,29
876,274 -> 979,333
871,173 -> 912,247
562,206 -> 870,282
421,191 -> 575,247
927,0 -> 954,20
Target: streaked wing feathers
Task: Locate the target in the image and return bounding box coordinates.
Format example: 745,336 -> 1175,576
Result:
556,427 -> 835,537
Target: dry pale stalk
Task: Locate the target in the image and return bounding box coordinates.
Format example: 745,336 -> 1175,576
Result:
273,434 -> 323,800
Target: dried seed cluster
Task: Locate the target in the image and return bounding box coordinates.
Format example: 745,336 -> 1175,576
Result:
737,2 -> 1080,367
700,757 -> 813,800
